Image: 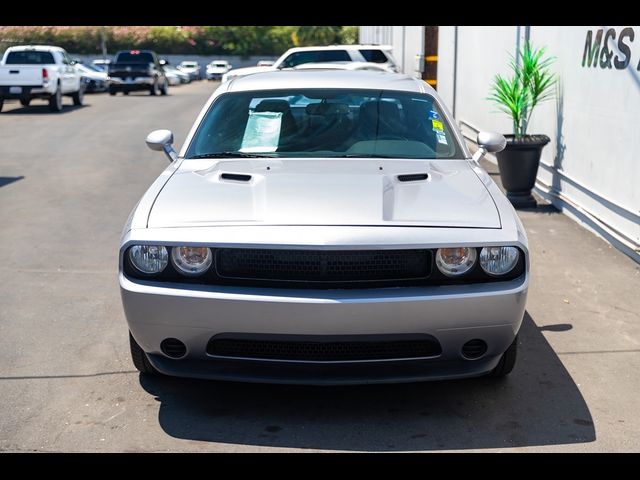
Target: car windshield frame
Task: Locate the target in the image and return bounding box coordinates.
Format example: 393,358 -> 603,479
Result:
184,88 -> 465,160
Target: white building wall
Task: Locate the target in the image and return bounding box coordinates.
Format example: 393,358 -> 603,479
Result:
359,26 -> 424,77
365,25 -> 640,262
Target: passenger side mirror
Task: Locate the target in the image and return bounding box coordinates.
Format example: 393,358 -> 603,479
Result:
146,129 -> 178,162
472,131 -> 506,162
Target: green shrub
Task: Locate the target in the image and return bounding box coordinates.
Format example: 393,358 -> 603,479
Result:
0,26 -> 357,56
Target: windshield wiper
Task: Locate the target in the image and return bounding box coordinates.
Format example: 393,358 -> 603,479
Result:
189,152 -> 275,159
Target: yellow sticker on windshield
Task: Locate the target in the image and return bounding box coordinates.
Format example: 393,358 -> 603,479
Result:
431,119 -> 444,131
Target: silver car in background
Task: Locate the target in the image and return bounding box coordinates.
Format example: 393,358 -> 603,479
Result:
120,70 -> 528,385
205,60 -> 232,81
177,61 -> 201,81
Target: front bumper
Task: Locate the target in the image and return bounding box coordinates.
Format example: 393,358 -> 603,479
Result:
121,273 -> 528,384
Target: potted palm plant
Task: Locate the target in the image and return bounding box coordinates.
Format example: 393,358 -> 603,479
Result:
488,42 -> 556,208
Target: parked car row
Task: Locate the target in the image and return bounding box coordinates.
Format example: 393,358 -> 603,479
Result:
0,45 -> 228,111
1,44 -> 396,113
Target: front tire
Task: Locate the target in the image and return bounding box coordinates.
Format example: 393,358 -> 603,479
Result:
489,335 -> 518,377
49,86 -> 63,112
129,332 -> 159,375
71,85 -> 84,106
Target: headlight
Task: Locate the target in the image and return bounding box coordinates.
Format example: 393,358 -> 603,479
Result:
129,245 -> 168,274
435,247 -> 477,277
479,246 -> 519,276
171,246 -> 213,276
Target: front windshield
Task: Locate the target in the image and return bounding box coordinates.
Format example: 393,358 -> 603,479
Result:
186,89 -> 463,159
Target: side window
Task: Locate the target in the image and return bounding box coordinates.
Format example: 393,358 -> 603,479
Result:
359,49 -> 389,63
282,50 -> 351,68
63,51 -> 76,66
317,50 -> 351,62
281,52 -> 316,68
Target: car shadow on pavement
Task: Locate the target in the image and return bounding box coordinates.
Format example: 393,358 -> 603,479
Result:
0,176 -> 24,188
140,312 -> 595,451
0,104 -> 89,115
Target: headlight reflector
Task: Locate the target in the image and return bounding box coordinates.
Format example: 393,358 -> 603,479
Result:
479,246 -> 519,276
171,246 -> 213,276
128,245 -> 168,274
435,247 -> 477,277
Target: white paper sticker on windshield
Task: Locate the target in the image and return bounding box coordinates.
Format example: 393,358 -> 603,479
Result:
436,132 -> 448,145
240,110 -> 283,153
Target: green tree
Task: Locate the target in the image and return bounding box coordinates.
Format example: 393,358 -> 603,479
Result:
294,26 -> 342,46
339,26 -> 358,45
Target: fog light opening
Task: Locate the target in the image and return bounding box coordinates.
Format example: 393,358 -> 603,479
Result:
161,338 -> 187,359
461,339 -> 488,360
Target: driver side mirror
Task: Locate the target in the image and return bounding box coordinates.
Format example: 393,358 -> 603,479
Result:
472,131 -> 506,162
146,129 -> 178,162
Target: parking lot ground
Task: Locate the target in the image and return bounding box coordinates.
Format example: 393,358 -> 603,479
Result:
1,81 -> 639,452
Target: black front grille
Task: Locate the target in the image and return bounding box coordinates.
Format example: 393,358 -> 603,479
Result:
216,248 -> 431,283
207,335 -> 442,362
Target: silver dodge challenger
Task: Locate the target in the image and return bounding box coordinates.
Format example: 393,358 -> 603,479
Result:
120,70 -> 528,385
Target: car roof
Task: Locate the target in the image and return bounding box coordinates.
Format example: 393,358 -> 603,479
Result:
6,45 -> 64,52
293,62 -> 387,70
225,70 -> 430,94
286,44 -> 393,53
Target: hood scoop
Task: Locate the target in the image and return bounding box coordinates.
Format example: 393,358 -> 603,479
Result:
220,173 -> 252,182
397,173 -> 429,182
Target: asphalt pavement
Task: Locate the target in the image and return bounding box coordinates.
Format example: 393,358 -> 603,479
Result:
1,81 -> 639,452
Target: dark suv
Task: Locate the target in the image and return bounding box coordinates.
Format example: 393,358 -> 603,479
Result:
108,50 -> 168,96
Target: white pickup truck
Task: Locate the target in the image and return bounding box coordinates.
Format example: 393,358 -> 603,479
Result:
0,45 -> 84,112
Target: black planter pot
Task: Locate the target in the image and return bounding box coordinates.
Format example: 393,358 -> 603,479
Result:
495,134 -> 550,209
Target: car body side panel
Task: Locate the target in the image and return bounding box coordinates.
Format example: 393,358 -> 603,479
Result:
123,160 -> 183,233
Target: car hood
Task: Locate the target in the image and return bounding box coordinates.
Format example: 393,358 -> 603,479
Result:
147,159 -> 500,229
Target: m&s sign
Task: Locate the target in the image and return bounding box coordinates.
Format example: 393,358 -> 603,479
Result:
582,27 -> 638,70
